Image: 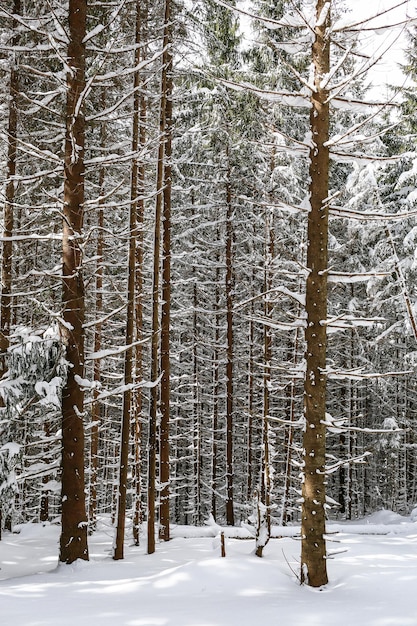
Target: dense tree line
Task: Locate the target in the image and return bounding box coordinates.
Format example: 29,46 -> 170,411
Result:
1,0 -> 416,586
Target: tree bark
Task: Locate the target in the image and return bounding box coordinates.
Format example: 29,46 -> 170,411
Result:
40,421 -> 51,522
159,0 -> 173,541
89,92 -> 106,534
59,0 -> 89,565
212,244 -> 220,520
225,153 -> 235,527
0,0 -> 20,382
281,326 -> 300,525
256,203 -> 274,557
132,0 -> 147,548
300,0 -> 330,587
148,0 -> 171,554
113,0 -> 152,557
113,114 -> 138,561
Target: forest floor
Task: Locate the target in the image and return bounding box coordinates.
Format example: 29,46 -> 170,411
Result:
1,510 -> 417,626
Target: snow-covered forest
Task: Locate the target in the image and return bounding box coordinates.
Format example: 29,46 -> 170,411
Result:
1,0 -> 417,600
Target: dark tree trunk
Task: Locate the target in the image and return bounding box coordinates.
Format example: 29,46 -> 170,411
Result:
212,250 -> 221,520
148,0 -> 171,554
0,0 -> 20,382
59,0 -> 89,565
40,421 -> 51,522
256,204 -> 274,557
113,102 -> 139,561
300,0 -> 330,588
159,0 -> 173,541
225,156 -> 235,527
89,92 -> 106,534
282,326 -> 300,525
132,0 -> 147,548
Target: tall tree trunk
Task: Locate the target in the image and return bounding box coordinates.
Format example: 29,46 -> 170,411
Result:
225,153 -> 235,527
256,204 -> 274,557
132,0 -> 148,548
148,0 -> 172,554
0,0 -> 20,382
89,92 -> 106,533
59,0 -> 89,565
192,278 -> 202,524
113,0 -> 151,559
159,0 -> 173,541
40,421 -> 51,522
113,110 -> 139,562
246,291 -> 255,506
281,326 -> 300,525
212,251 -> 221,520
300,0 -> 330,587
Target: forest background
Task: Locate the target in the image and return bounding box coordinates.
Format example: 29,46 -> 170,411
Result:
1,0 -> 417,588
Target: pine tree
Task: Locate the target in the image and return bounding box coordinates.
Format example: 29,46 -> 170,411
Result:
59,0 -> 89,565
300,0 -> 330,588
0,0 -> 20,384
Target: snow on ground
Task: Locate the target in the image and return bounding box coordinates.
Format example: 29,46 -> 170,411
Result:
1,511 -> 417,626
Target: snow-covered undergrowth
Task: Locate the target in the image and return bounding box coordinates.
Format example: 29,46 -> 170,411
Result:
1,511 -> 417,626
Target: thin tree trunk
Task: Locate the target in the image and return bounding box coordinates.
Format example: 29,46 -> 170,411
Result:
113,121 -> 138,561
281,326 -> 300,525
159,0 -> 173,541
113,0 -> 151,560
59,0 -> 89,565
0,0 -> 20,381
212,248 -> 220,520
192,278 -> 202,524
40,421 -> 50,522
246,291 -> 255,506
89,93 -> 106,533
300,0 -> 330,587
225,153 -> 234,527
256,205 -> 274,557
211,334 -> 219,520
148,0 -> 171,554
132,0 -> 148,548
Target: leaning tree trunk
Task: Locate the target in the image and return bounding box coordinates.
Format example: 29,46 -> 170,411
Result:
300,0 -> 330,588
59,0 -> 89,565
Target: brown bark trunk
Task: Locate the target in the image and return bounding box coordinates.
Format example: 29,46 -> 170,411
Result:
257,205 -> 274,557
89,93 -> 106,534
247,309 -> 254,506
148,0 -> 171,554
113,122 -> 138,561
300,0 -> 330,587
132,0 -> 147,548
281,326 -> 300,525
212,248 -> 220,520
59,0 -> 89,565
40,421 -> 51,522
192,279 -> 202,524
225,155 -> 234,527
114,0 -> 150,556
159,0 -> 173,541
0,0 -> 20,382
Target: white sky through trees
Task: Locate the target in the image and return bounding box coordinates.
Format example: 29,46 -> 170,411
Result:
237,0 -> 417,96
347,0 -> 417,95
